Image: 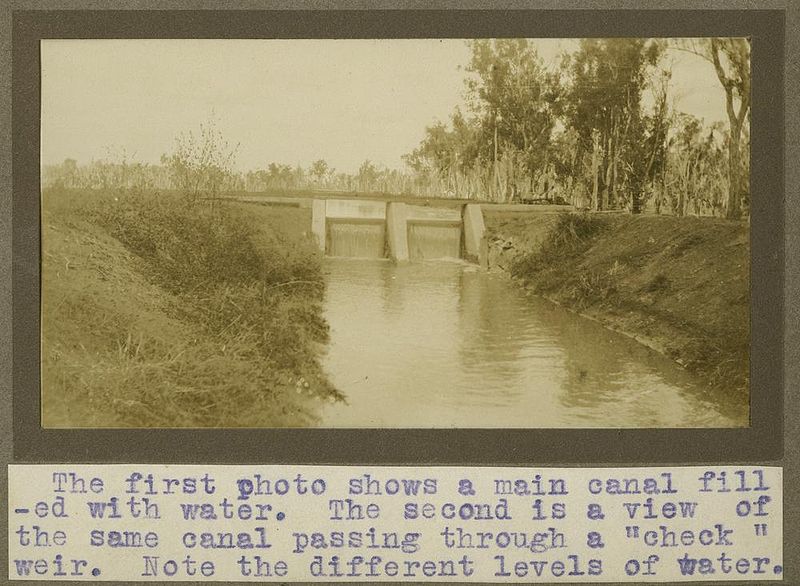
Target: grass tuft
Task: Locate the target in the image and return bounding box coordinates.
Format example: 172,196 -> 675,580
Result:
510,212 -> 610,292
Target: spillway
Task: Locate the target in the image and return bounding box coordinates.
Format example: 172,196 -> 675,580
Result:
407,223 -> 462,260
312,199 -> 486,264
326,220 -> 386,258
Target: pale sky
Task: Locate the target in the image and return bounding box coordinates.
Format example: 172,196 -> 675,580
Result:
41,39 -> 728,174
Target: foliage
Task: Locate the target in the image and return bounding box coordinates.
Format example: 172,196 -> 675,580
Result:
660,114 -> 728,216
510,213 -> 608,283
562,38 -> 666,212
42,188 -> 334,427
160,116 -> 240,200
88,189 -> 327,372
402,40 -> 561,202
309,159 -> 332,185
465,39 -> 559,168
43,154 -> 172,192
41,38 -> 750,218
92,192 -> 319,294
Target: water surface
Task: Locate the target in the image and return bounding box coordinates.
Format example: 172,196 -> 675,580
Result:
318,258 -> 746,428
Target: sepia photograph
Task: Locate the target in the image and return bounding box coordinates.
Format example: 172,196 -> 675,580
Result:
40,37 -> 751,429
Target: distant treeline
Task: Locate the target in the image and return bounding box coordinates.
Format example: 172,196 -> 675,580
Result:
42,157 -> 424,198
43,38 -> 750,218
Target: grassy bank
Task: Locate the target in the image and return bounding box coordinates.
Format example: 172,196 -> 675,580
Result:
42,188 -> 338,428
484,211 -> 750,405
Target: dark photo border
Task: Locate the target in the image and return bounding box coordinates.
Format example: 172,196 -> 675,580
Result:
10,9 -> 785,465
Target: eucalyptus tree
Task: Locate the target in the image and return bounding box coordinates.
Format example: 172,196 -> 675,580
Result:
562,38 -> 665,211
404,39 -> 560,201
682,38 -> 751,219
465,39 -> 560,200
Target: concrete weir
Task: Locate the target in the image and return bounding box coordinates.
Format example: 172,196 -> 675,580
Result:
311,199 -> 486,265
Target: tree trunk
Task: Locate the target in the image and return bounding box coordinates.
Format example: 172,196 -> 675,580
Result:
708,38 -> 748,220
602,142 -> 612,211
591,135 -> 601,210
608,115 -> 617,209
726,126 -> 742,219
493,121 -> 499,201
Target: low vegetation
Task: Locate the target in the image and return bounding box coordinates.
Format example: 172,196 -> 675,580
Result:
491,212 -> 749,406
42,188 -> 337,427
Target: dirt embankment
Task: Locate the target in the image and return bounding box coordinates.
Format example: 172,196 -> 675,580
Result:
483,210 -> 750,402
42,190 -> 337,428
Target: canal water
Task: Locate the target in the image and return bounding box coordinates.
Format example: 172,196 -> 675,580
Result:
318,258 -> 747,428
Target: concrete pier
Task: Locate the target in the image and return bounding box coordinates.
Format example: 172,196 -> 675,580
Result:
311,199 -> 327,252
386,202 -> 409,261
462,203 -> 486,265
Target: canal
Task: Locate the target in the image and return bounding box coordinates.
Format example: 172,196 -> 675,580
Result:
318,258 -> 747,428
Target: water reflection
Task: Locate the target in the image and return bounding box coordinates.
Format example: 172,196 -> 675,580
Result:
318,259 -> 746,428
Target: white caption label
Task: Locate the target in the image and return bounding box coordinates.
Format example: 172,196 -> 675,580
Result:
8,465 -> 782,582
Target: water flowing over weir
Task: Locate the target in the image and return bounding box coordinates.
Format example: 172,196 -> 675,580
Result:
312,199 -> 486,263
407,223 -> 462,260
326,221 -> 386,258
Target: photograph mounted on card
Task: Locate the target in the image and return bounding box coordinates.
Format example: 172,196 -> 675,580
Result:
10,9 -> 784,464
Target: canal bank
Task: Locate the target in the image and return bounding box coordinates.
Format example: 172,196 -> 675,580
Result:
483,210 -> 750,406
41,189 -> 337,428
226,198 -> 748,426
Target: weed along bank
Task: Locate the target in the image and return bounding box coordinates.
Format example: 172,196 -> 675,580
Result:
41,189 -> 339,428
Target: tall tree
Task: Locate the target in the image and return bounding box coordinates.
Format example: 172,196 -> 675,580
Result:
465,39 -> 560,199
310,159 -> 330,185
563,38 -> 664,211
691,38 -> 751,219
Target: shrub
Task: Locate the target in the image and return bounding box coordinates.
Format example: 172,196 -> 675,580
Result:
510,212 -> 608,281
92,192 -> 265,291
161,116 -> 240,200
569,270 -> 618,307
87,189 -> 327,372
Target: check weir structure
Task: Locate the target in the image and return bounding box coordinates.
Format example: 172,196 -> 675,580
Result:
312,199 -> 487,265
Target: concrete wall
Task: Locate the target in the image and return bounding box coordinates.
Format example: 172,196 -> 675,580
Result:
405,205 -> 462,223
311,198 -> 486,265
325,199 -> 386,220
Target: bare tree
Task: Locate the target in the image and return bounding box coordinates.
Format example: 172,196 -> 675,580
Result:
161,115 -> 240,202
